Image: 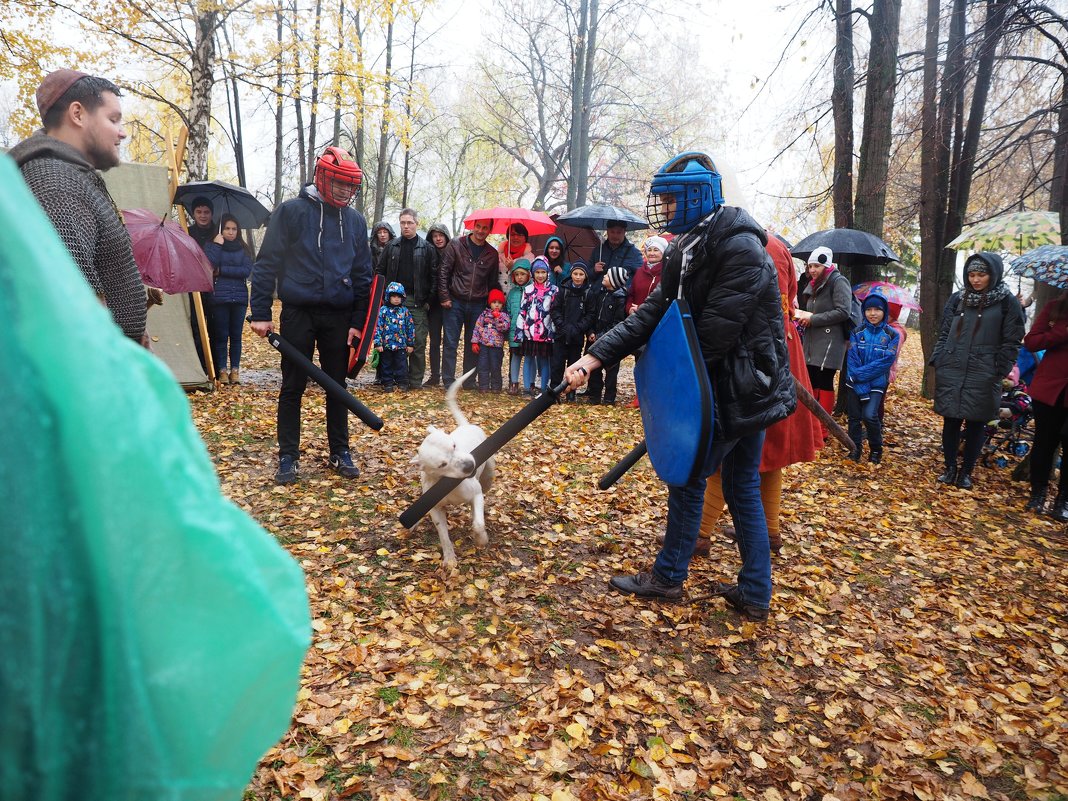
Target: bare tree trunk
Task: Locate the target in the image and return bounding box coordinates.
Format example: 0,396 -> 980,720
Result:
853,0 -> 901,285
832,0 -> 855,232
1036,73 -> 1068,313
373,8 -> 394,223
354,9 -> 367,214
306,0 -> 323,177
401,17 -> 417,208
567,0 -> 588,210
269,5 -> 283,201
332,0 -> 345,147
220,22 -> 246,186
918,0 -> 944,395
576,0 -> 598,208
186,9 -> 218,180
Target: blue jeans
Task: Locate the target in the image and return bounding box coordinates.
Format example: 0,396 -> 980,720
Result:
442,298 -> 484,388
379,348 -> 408,388
523,354 -> 550,392
653,431 -> 771,608
509,346 -> 523,385
210,301 -> 246,372
846,387 -> 883,452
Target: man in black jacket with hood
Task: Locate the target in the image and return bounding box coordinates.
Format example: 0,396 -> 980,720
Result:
564,152 -> 794,621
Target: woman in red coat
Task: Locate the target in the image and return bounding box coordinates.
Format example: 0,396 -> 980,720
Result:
697,233 -> 824,553
1023,290 -> 1068,520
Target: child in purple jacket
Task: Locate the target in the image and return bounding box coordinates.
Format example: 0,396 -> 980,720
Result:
471,288 -> 510,392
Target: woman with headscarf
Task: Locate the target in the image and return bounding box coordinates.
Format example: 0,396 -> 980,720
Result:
542,235 -> 571,287
930,252 -> 1025,490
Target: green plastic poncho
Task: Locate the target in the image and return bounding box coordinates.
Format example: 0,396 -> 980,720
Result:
0,153 -> 310,801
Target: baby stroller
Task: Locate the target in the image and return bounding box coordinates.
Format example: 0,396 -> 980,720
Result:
981,383 -> 1034,467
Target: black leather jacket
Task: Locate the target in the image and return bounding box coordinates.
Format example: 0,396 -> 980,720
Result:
378,234 -> 438,307
589,206 -> 795,440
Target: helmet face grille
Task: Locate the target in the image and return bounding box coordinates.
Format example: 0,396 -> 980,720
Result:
315,147 -> 362,207
648,153 -> 723,233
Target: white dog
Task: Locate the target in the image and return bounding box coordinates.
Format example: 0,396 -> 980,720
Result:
414,369 -> 495,569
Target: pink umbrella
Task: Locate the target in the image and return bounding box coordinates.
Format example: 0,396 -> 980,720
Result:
123,207 -> 214,294
852,280 -> 921,311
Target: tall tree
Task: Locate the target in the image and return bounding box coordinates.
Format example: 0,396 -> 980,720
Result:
831,0 -> 855,231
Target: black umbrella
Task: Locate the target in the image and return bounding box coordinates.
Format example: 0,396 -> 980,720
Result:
556,203 -> 648,231
791,228 -> 899,264
174,180 -> 271,230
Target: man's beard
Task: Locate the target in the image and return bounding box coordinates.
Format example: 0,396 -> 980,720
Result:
86,137 -> 120,171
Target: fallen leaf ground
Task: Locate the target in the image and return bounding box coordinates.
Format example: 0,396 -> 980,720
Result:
190,320 -> 1067,801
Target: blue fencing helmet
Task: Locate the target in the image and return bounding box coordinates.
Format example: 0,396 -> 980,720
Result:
647,151 -> 724,234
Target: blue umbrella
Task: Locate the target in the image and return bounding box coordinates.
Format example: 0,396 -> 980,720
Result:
1010,244 -> 1068,290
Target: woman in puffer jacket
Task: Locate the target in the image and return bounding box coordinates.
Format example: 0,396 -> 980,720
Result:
204,213 -> 254,384
930,252 -> 1025,490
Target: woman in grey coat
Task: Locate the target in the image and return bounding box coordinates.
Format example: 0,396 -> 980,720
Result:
795,246 -> 852,432
931,252 -> 1025,489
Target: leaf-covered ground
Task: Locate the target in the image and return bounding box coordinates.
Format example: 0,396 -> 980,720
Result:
190,320 -> 1066,801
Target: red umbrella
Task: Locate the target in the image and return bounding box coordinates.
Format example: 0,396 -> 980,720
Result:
123,208 -> 214,293
852,280 -> 921,311
463,207 -> 556,236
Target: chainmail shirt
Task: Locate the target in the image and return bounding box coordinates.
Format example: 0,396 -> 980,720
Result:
10,132 -> 147,340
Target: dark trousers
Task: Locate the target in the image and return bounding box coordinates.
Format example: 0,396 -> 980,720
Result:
442,298 -> 483,388
941,417 -> 986,472
278,305 -> 350,460
588,362 -> 620,403
551,339 -> 584,386
807,365 -> 837,392
1030,398 -> 1068,496
190,292 -> 215,373
209,301 -> 246,373
380,348 -> 409,388
846,387 -> 883,453
477,346 -> 504,390
426,303 -> 443,381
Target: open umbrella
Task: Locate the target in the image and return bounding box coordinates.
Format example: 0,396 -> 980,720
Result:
1009,244 -> 1068,290
123,208 -> 213,294
556,203 -> 648,231
174,180 -> 271,230
791,229 -> 900,264
853,280 -> 921,311
947,210 -> 1060,252
528,215 -> 603,266
463,207 -> 556,236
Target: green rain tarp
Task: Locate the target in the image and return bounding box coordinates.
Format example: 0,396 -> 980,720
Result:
0,153 -> 310,800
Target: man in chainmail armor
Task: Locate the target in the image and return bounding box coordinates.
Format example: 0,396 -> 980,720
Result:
10,69 -> 149,346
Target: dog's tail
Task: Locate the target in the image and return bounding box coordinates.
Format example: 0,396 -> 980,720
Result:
445,369 -> 476,427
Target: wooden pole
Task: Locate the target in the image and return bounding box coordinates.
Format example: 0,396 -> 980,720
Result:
166,126 -> 215,384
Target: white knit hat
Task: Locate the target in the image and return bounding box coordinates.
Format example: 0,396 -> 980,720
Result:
807,246 -> 835,267
644,236 -> 669,255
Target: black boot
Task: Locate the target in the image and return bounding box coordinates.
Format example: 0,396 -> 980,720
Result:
869,450 -> 883,465
1025,489 -> 1047,513
937,462 -> 958,484
1049,492 -> 1068,522
955,470 -> 974,490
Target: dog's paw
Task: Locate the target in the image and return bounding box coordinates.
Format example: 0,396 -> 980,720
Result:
473,529 -> 489,547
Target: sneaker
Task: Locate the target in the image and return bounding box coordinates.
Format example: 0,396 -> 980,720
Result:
275,455 -> 299,485
609,571 -> 683,601
329,451 -> 360,479
711,581 -> 769,622
423,376 -> 440,388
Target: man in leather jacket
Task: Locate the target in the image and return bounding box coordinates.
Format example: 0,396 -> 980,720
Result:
564,152 -> 795,621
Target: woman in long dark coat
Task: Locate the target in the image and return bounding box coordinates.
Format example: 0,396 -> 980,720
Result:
930,252 -> 1025,489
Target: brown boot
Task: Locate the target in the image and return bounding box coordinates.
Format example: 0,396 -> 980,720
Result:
693,537 -> 711,557
229,368 -> 240,385
217,370 -> 229,385
768,531 -> 782,555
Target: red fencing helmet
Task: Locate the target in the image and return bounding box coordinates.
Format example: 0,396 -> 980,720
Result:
315,146 -> 362,208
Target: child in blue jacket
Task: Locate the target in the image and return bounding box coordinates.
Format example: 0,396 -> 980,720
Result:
373,282 -> 416,391
845,293 -> 900,463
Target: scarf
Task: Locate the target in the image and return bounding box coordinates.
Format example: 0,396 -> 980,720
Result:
959,282 -> 1010,311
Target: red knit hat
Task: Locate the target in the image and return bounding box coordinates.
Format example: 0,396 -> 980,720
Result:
488,289 -> 506,305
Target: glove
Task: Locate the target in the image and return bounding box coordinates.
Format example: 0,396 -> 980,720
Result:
471,342 -> 480,354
